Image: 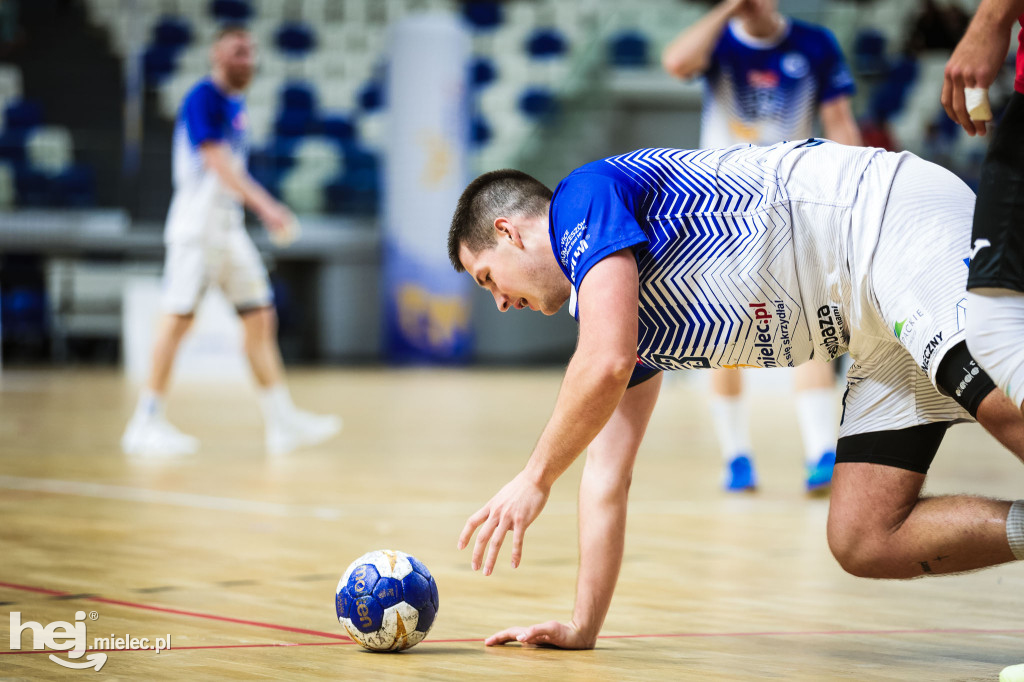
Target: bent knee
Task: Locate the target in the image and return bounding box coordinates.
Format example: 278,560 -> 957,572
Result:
826,521 -> 917,579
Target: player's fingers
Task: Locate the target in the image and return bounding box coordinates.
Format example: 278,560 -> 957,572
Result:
471,515 -> 499,571
457,505 -> 489,550
940,76 -> 954,121
482,518 -> 511,576
511,520 -> 526,569
950,78 -> 977,136
485,627 -> 524,646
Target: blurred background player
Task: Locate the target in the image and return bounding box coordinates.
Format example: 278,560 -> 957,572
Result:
661,0 -> 862,493
943,1 -> 1024,423
121,26 -> 341,457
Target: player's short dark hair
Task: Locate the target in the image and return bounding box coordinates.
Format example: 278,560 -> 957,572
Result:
448,169 -> 552,272
214,24 -> 250,42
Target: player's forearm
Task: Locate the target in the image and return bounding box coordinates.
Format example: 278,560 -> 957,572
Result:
524,352 -> 633,491
661,0 -> 740,79
570,462 -> 629,646
201,144 -> 276,216
972,0 -> 1024,32
823,118 -> 862,147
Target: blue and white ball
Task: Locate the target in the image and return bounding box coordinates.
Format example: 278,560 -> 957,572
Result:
335,549 -> 439,651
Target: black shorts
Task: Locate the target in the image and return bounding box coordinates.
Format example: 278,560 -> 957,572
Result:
968,91 -> 1024,291
835,421 -> 949,475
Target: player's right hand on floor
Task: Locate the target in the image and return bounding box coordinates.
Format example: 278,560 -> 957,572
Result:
457,469 -> 550,576
484,620 -> 595,649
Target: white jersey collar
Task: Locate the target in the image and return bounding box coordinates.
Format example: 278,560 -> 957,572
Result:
728,17 -> 791,50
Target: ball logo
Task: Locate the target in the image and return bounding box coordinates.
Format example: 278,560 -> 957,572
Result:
781,53 -> 809,79
356,602 -> 372,629
353,565 -> 369,593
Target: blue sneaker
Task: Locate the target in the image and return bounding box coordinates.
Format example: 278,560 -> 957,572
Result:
806,451 -> 836,493
724,455 -> 757,492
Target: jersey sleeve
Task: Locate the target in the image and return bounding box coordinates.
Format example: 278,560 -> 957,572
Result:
815,28 -> 856,103
182,84 -> 226,147
550,172 -> 649,294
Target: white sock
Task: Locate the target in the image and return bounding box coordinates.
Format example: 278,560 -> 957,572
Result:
795,388 -> 838,465
133,389 -> 164,421
260,384 -> 293,423
709,396 -> 752,462
1008,500 -> 1024,561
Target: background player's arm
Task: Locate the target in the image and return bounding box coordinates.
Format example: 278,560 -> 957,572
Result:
485,373 -> 662,649
458,250 -> 641,575
942,0 -> 1024,136
199,141 -> 293,233
661,0 -> 745,79
819,96 -> 863,146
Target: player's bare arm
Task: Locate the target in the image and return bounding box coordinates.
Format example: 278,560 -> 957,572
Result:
485,373 -> 662,649
661,0 -> 747,79
458,250 -> 641,576
819,96 -> 863,146
199,141 -> 294,234
942,0 -> 1024,136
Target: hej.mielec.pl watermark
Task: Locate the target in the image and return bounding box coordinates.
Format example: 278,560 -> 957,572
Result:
9,610 -> 172,671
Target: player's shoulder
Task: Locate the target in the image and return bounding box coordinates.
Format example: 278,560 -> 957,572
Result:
182,78 -> 228,109
786,19 -> 840,52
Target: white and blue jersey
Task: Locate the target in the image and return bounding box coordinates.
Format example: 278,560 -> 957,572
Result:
550,141 -> 901,386
166,78 -> 249,244
700,18 -> 855,148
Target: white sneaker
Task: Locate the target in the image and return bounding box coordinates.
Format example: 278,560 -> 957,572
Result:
266,409 -> 342,456
121,416 -> 199,457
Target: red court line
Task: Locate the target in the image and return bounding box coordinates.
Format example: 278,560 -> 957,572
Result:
4,626 -> 1024,657
0,581 -> 347,641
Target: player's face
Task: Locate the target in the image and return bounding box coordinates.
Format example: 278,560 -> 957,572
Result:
737,0 -> 778,21
215,33 -> 256,90
459,223 -> 570,316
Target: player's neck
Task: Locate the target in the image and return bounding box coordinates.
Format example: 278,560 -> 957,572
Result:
740,12 -> 785,40
210,69 -> 240,96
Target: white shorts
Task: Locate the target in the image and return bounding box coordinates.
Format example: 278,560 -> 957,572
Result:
161,206 -> 272,315
838,154 -> 976,437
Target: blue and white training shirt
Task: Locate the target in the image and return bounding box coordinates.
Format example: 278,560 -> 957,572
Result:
700,18 -> 855,148
165,78 -> 250,243
549,142 -> 897,383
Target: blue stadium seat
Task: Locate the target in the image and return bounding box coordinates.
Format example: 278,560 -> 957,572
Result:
14,166 -> 52,206
281,82 -> 316,113
0,130 -> 26,165
320,115 -> 356,146
461,2 -> 503,32
518,87 -> 557,118
153,16 -> 192,50
868,56 -> 918,122
471,115 -> 491,146
609,31 -> 648,68
525,28 -> 567,59
143,45 -> 179,86
276,22 -> 316,56
210,0 -> 252,22
470,57 -> 497,89
4,99 -> 44,132
324,147 -> 379,215
51,164 -> 96,207
358,81 -> 385,112
853,28 -> 888,76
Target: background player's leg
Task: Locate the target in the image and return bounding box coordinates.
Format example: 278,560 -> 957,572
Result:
827,461 -> 1018,577
709,369 -> 756,491
793,360 -> 838,492
240,305 -> 284,389
239,306 -> 342,456
122,313 -> 199,457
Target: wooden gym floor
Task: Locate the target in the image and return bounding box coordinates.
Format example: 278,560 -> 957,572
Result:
1,368 -> 1022,680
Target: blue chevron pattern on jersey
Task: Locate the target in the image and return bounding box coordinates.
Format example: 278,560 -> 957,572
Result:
549,145 -> 815,372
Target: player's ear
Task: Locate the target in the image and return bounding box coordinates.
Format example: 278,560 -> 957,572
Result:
494,217 -> 524,249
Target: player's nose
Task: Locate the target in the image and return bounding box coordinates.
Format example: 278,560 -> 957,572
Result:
493,290 -> 510,312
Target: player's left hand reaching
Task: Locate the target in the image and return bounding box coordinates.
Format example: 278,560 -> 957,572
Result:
458,469 -> 550,575
484,620 -> 595,649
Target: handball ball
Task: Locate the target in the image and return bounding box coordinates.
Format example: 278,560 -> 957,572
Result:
335,549 -> 439,651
